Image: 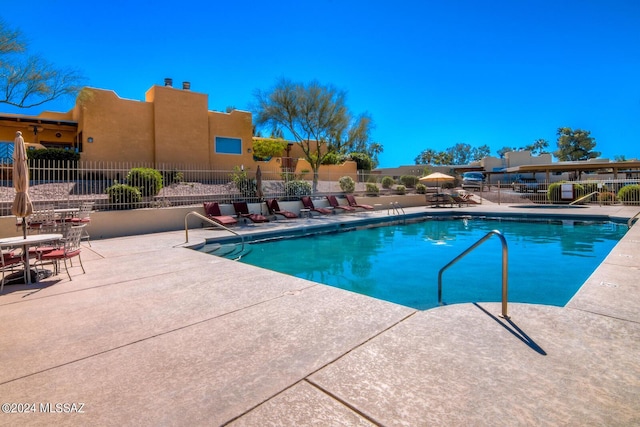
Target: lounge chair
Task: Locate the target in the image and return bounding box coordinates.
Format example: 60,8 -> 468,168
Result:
326,195 -> 357,212
203,202 -> 238,227
451,193 -> 479,207
266,199 -> 298,219
233,201 -> 269,223
345,194 -> 374,210
300,196 -> 332,215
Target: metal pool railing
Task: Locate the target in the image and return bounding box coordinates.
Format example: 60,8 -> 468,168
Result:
438,230 -> 509,319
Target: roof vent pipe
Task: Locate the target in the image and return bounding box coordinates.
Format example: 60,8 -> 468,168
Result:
182,81 -> 191,90
164,78 -> 173,87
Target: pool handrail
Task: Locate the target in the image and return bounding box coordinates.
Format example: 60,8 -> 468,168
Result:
184,211 -> 245,257
569,191 -> 600,206
438,229 -> 509,319
628,211 -> 640,229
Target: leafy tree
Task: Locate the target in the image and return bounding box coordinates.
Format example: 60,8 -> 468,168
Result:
497,146 -> 516,158
433,151 -> 453,165
0,20 -> 84,108
253,78 -> 379,192
366,141 -> 383,168
554,127 -> 600,161
415,148 -> 437,165
473,144 -> 491,161
348,152 -> 374,171
446,143 -> 474,165
614,154 -> 627,162
523,138 -> 549,155
252,137 -> 288,160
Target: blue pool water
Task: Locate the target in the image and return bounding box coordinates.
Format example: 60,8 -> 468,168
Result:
231,217 -> 627,310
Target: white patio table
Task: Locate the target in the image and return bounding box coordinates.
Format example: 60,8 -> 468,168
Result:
0,233 -> 63,284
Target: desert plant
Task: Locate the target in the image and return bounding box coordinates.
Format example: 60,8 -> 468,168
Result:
163,169 -> 184,185
366,182 -> 379,195
285,180 -> 312,198
395,185 -> 406,195
399,175 -> 419,188
618,184 -> 640,204
106,183 -> 142,210
381,176 -> 395,189
338,176 -> 356,193
127,167 -> 163,197
416,183 -> 427,194
229,166 -> 256,199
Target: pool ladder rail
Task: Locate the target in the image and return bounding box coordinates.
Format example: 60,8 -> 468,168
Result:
388,201 -> 405,217
184,211 -> 246,260
629,210 -> 640,229
438,229 -> 509,319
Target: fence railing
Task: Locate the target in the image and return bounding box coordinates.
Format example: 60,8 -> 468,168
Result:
1,159 -> 639,216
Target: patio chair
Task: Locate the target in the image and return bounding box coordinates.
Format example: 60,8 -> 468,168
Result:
70,202 -> 94,246
203,202 -> 238,227
326,195 -> 356,212
451,193 -> 479,207
300,196 -> 332,215
38,224 -> 86,281
266,199 -> 298,219
345,194 -> 374,210
1,249 -> 24,292
232,201 -> 269,223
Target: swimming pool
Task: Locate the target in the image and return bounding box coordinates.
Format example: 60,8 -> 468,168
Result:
204,217 -> 627,310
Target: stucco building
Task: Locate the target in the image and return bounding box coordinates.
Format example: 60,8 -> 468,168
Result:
0,80 -> 356,180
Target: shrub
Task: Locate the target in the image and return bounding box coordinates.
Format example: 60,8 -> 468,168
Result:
106,183 -> 142,210
381,176 -> 395,189
285,180 -> 312,198
338,176 -> 356,193
348,152 -> 374,171
27,148 -> 80,162
365,183 -> 379,195
547,182 -> 564,202
127,167 -> 163,197
618,184 -> 640,204
367,175 -> 379,183
416,183 -> 427,194
229,166 -> 256,199
163,169 -> 184,185
395,185 -> 406,195
399,175 -> 419,188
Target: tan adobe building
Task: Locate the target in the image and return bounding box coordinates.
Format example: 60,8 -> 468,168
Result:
0,81 -> 356,180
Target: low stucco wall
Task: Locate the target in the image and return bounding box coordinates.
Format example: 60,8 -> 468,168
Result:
0,195 -> 427,240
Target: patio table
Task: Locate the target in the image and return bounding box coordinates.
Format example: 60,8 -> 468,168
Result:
0,233 -> 63,284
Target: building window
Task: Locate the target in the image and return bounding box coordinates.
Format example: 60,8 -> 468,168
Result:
215,137 -> 242,154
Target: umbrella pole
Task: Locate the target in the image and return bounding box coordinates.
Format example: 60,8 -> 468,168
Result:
22,219 -> 27,239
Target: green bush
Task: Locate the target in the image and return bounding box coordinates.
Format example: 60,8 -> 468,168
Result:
366,183 -> 379,195
163,169 -> 184,185
416,183 -> 427,194
126,167 -> 163,197
27,148 -> 80,161
338,176 -> 356,193
395,185 -> 406,195
106,183 -> 142,210
618,184 -> 640,204
285,180 -> 312,198
348,152 -> 374,171
399,175 -> 419,188
547,182 -> 564,202
366,175 -> 379,183
381,176 -> 395,189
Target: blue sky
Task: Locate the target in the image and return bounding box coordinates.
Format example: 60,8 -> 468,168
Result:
2,0 -> 639,167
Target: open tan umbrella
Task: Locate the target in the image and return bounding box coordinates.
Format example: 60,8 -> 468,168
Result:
11,131 -> 33,238
419,172 -> 455,192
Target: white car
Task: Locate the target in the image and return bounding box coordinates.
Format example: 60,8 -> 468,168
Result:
461,172 -> 484,190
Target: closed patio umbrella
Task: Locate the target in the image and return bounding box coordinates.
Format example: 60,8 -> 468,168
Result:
11,131 -> 33,238
419,172 -> 455,192
255,165 -> 263,201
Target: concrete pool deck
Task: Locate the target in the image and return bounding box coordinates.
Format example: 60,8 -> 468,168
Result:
0,203 -> 638,426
